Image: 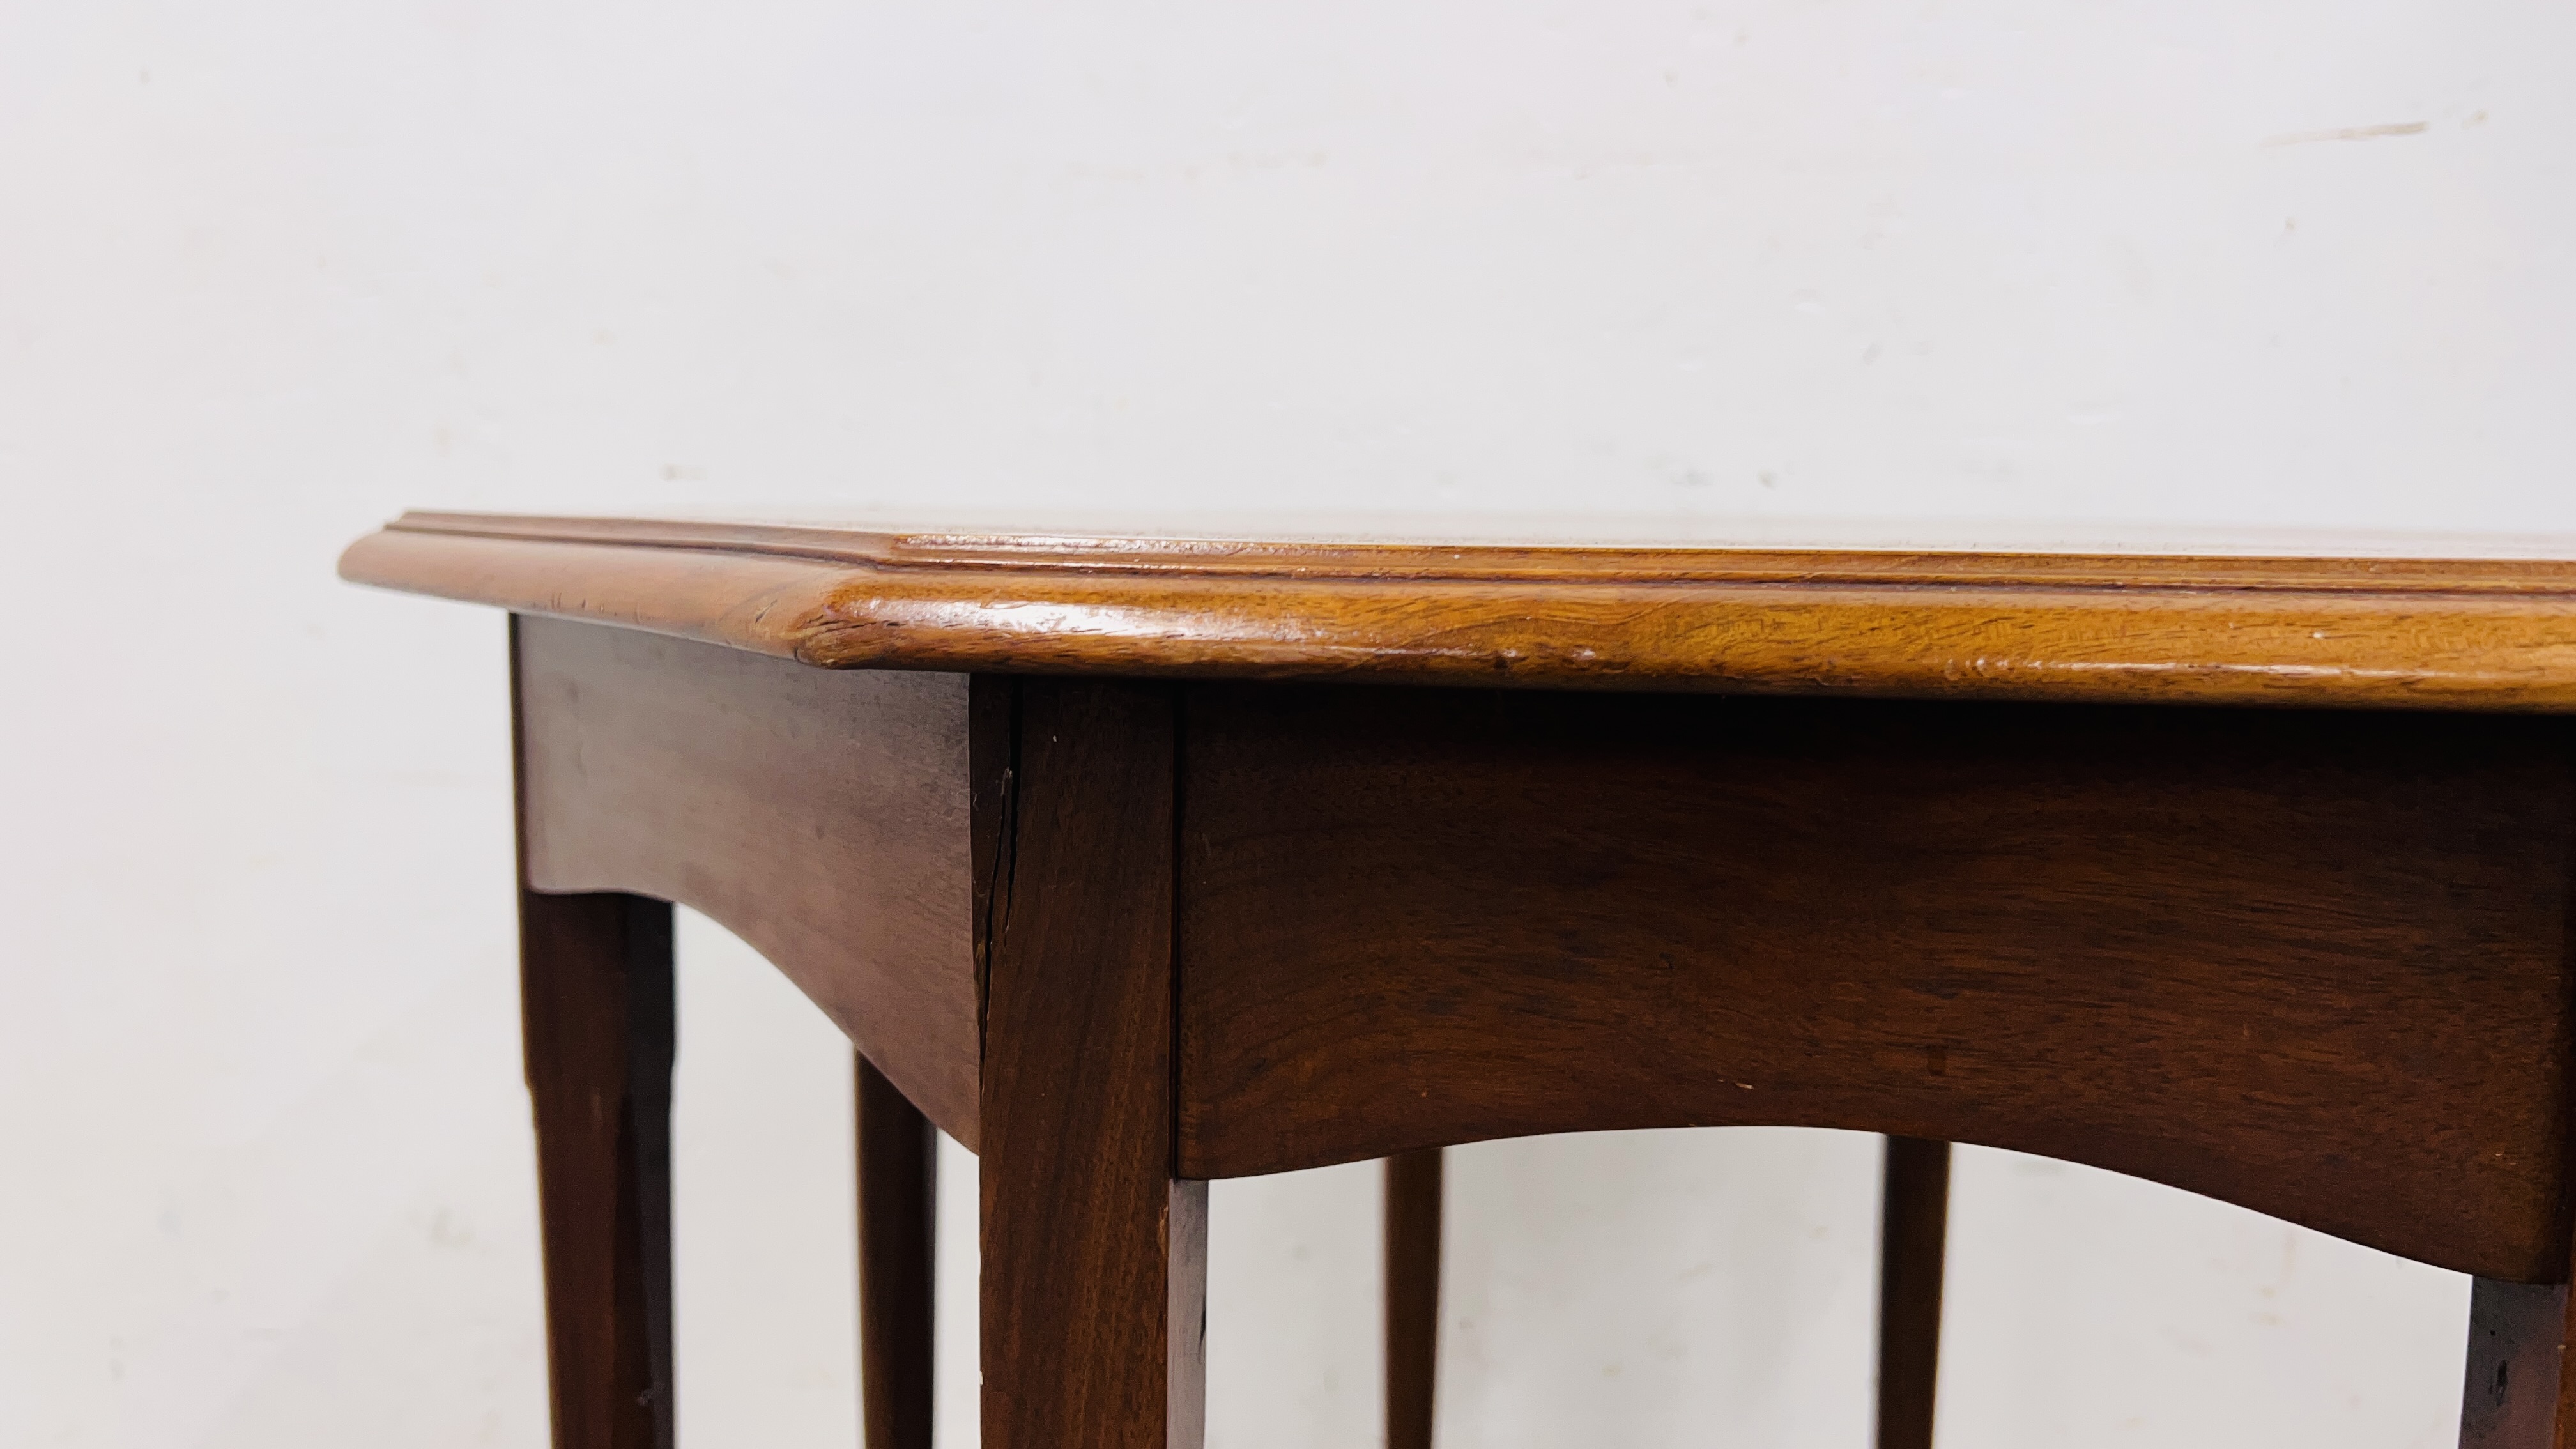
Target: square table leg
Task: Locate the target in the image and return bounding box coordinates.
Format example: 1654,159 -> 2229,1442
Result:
519,889 -> 677,1449
2460,1277 -> 2573,1447
1384,1149 -> 1444,1449
1876,1136 -> 1949,1449
981,678 -> 1207,1449
859,1053 -> 937,1449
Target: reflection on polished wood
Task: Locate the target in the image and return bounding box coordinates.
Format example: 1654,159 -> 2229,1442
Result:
346,512 -> 2576,708
348,514 -> 2576,1448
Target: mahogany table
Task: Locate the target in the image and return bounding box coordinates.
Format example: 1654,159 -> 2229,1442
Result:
343,512 -> 2576,1449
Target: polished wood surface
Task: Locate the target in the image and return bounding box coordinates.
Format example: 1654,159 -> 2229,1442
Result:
1175,684 -> 2576,1282
352,515 -> 2576,1448
1383,1150 -> 1443,1449
1876,1138 -> 1949,1449
981,680 -> 1206,1449
858,1054 -> 937,1449
514,616 -> 983,1144
518,890 -> 676,1449
343,512 -> 2576,709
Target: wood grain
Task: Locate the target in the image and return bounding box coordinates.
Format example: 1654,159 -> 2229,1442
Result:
2462,1278 -> 2571,1448
858,1054 -> 937,1449
514,615 -> 982,1144
1175,684 -> 2576,1282
981,678 -> 1206,1449
518,890 -> 676,1449
1384,1150 -> 1443,1449
1876,1138 -> 1949,1449
342,512 -> 2576,710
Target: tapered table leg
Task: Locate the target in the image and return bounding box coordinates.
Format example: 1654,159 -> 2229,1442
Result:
1876,1136 -> 1949,1449
981,679 -> 1205,1449
859,1053 -> 937,1449
520,890 -> 677,1449
1384,1149 -> 1444,1449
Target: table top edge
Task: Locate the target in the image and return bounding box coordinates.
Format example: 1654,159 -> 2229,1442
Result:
340,511 -> 2576,710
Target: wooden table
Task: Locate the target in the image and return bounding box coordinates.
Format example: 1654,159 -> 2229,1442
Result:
343,512 -> 2576,1449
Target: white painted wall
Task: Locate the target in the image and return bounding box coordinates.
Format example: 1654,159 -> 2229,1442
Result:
2,1 -> 2561,1444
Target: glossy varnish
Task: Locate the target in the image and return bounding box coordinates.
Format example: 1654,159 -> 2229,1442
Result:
343,512 -> 2576,709
344,514 -> 2576,1449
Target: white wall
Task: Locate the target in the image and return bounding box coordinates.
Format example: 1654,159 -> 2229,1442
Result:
2,1 -> 2562,1444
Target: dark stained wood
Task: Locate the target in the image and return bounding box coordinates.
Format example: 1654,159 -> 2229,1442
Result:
362,518 -> 2576,1449
519,889 -> 676,1449
2460,1278 -> 2570,1447
969,673 -> 1016,1048
344,512 -> 2576,710
858,1054 -> 937,1449
1876,1137 -> 1949,1449
980,678 -> 1206,1449
1383,1150 -> 1443,1449
1175,684 -> 2576,1283
514,615 -> 983,1145
2563,1294 -> 2576,1449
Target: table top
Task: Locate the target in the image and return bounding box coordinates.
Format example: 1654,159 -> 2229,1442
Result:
341,510 -> 2576,710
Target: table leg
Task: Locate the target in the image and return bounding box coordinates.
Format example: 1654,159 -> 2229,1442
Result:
982,679 -> 1206,1449
859,1053 -> 937,1449
519,890 -> 677,1449
1876,1136 -> 1949,1449
1385,1149 -> 1443,1449
2458,1277 -> 2572,1447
